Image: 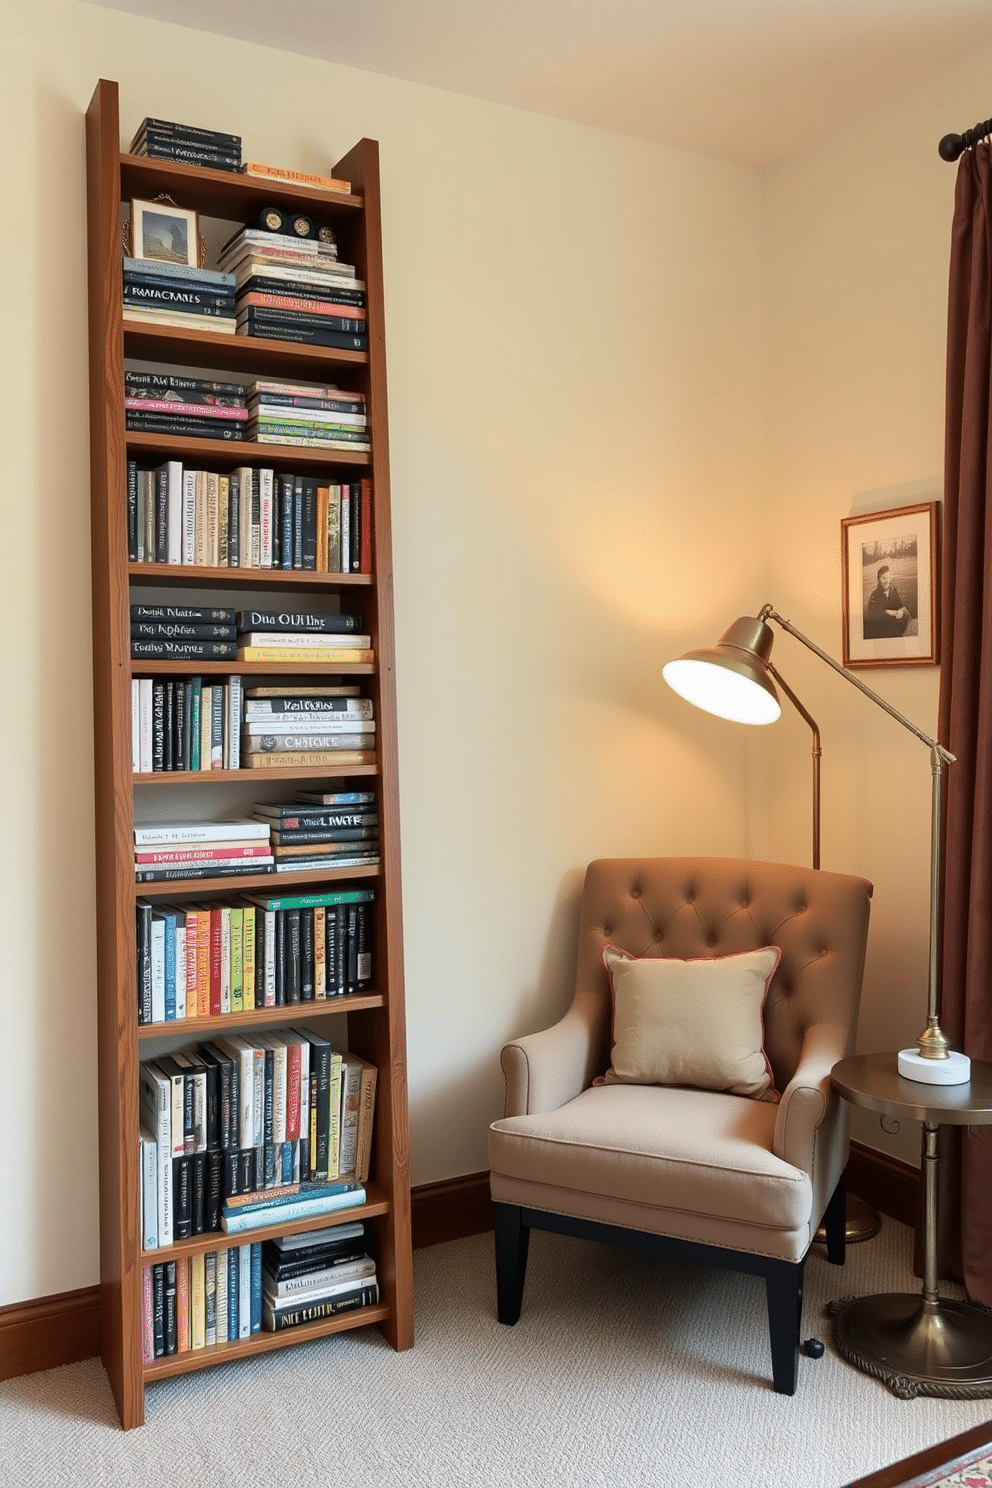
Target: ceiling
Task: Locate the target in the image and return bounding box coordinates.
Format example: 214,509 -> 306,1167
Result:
89,0 -> 992,166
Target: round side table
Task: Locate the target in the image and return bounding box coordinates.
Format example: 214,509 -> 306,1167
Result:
830,1052 -> 992,1398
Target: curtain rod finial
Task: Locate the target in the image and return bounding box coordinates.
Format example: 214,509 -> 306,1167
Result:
939,133 -> 964,162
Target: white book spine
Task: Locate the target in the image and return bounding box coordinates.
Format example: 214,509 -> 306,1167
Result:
138,678 -> 154,773
263,912 -> 276,1006
259,467 -> 273,567
271,1039 -> 287,1146
133,822 -> 269,845
239,1244 -> 251,1338
150,919 -> 165,1024
227,673 -> 242,768
166,460 -> 183,565
139,1069 -> 172,1248
182,469 -> 197,565
174,922 -> 187,1019
215,1247 -> 228,1344
139,1127 -> 158,1249
131,681 -> 140,772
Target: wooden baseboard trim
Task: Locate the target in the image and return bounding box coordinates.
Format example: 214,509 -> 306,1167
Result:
0,1172 -> 496,1383
846,1140 -> 920,1229
411,1170 -> 494,1250
0,1154 -> 914,1385
0,1285 -> 101,1384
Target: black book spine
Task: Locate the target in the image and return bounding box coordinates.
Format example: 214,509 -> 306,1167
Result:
334,906 -> 347,996
346,903 -> 358,993
350,486 -> 361,571
136,900 -> 153,1023
125,415 -> 245,441
163,1260 -> 177,1355
127,458 -> 139,560
131,604 -> 236,622
152,1263 -> 165,1357
355,900 -> 372,991
240,306 -> 367,336
237,1147 -> 256,1195
325,906 -> 337,999
286,908 -> 301,1004
172,1155 -> 192,1240
240,320 -> 368,351
174,677 -> 186,772
300,908 -> 315,1001
279,474 -> 294,569
205,1148 -> 223,1232
192,1151 -> 206,1235
274,911 -> 285,1006
152,682 -> 165,772
292,475 -> 304,571
163,680 -> 174,771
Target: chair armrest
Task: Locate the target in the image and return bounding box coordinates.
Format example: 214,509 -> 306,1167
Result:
500,996 -> 606,1117
772,1021 -> 851,1176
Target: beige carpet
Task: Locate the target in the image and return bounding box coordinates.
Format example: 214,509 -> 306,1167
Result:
2,1218 -> 990,1487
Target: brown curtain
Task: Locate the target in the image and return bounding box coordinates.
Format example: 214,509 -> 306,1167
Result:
937,139 -> 992,1306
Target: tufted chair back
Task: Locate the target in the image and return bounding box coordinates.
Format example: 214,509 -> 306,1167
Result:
574,857 -> 873,1097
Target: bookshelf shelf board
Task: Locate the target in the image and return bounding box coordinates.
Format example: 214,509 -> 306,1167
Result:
131,863 -> 381,898
142,1301 -> 390,1381
136,990 -> 385,1043
120,153 -> 365,219
128,563 -> 373,589
133,761 -> 379,785
141,1186 -> 391,1267
123,324 -> 368,377
125,430 -> 370,467
129,661 -> 375,678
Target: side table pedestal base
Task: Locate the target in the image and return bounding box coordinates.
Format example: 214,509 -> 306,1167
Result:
830,1294 -> 992,1399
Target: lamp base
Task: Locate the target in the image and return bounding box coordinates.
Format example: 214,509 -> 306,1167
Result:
897,1048 -> 971,1084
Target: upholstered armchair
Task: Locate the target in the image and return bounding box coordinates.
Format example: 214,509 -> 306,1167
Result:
488,856 -> 873,1394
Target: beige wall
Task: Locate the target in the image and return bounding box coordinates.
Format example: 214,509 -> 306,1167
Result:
762,46 -> 992,1163
0,1 -> 767,1305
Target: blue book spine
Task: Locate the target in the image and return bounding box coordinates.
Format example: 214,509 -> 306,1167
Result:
163,913 -> 176,1021
227,1247 -> 239,1339
239,1245 -> 251,1338
251,1243 -> 262,1334
281,1142 -> 293,1184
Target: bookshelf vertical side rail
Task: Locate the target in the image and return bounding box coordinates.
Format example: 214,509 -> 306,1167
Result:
86,79 -> 143,1430
336,138 -> 413,1351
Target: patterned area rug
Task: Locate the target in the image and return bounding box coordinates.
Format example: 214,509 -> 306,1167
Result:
904,1448 -> 992,1487
846,1425 -> 992,1487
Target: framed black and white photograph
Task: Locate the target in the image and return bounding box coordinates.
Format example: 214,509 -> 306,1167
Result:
841,501 -> 940,669
130,197 -> 199,266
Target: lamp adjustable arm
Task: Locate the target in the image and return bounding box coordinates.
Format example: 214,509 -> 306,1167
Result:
760,605 -> 955,766
759,604 -> 961,1073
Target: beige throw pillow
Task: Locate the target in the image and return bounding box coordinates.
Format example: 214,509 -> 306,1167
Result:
601,944 -> 780,1101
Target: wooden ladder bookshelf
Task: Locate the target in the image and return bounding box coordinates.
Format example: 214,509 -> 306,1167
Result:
85,78 -> 413,1429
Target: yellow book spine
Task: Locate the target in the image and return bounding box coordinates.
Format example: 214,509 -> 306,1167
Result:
242,905 -> 255,1011
230,907 -> 244,1012
242,749 -> 376,769
195,909 -> 211,1016
190,1252 -> 205,1349
328,1051 -> 342,1181
176,1256 -> 190,1353
314,905 -> 326,998
237,646 -> 373,664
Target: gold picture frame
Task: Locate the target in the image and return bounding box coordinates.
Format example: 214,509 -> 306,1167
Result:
841,501 -> 940,669
128,196 -> 202,267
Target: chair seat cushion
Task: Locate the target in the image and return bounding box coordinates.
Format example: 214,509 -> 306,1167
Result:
489,1083 -> 812,1255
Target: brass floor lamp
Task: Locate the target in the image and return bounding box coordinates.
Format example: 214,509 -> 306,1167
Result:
663,605 -> 970,1241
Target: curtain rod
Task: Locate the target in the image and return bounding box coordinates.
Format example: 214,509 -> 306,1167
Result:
939,116 -> 992,161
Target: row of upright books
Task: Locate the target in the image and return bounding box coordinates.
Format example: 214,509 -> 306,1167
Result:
135,883 -> 377,1022
139,1032 -> 376,1245
126,458 -> 371,572
143,1221 -> 377,1355
132,674 -> 377,775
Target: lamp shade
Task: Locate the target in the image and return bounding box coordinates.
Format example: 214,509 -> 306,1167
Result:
662,616 -> 781,725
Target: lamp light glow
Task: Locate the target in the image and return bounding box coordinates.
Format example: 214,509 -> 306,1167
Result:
662,657 -> 781,725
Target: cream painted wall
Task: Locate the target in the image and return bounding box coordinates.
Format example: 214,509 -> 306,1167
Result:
0,1 -> 767,1305
763,48 -> 992,1163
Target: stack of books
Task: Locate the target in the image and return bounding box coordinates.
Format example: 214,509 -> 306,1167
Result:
246,379 -> 369,452
122,258 -> 237,336
129,116 -> 242,172
217,226 -> 368,350
252,786 -> 380,874
142,1243 -> 262,1360
261,1222 -> 378,1332
125,371 -> 246,440
130,602 -> 237,662
237,609 -> 373,667
134,819 -> 273,884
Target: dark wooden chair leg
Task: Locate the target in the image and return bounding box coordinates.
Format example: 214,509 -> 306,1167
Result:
766,1259 -> 803,1395
493,1202 -> 530,1325
822,1171 -> 847,1267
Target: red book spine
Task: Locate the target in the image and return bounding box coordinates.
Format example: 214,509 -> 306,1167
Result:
209,910 -> 223,1017
360,479 -> 372,574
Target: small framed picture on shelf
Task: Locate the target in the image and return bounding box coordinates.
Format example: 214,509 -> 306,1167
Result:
130,197 -> 199,266
841,500 -> 940,669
